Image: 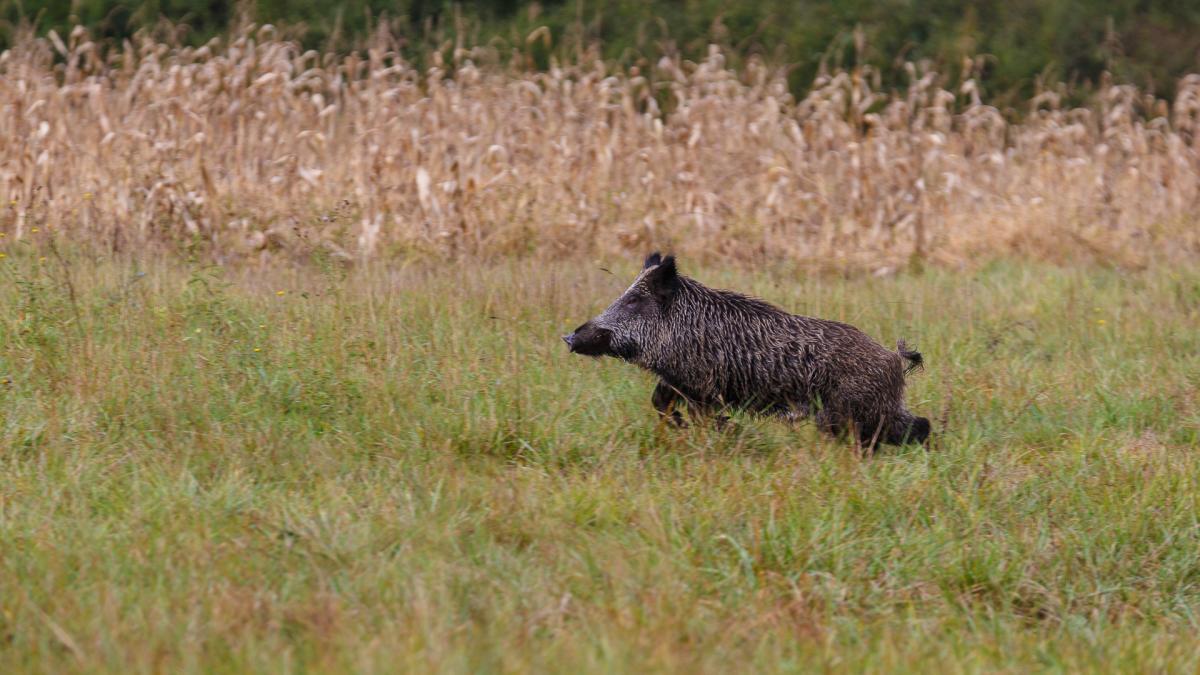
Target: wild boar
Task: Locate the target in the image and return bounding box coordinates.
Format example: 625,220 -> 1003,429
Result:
563,253 -> 930,448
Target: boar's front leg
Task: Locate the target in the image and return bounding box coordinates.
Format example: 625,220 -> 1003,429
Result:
651,380 -> 688,428
652,382 -> 734,430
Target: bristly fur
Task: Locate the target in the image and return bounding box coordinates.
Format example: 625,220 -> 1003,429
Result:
564,252 -> 931,449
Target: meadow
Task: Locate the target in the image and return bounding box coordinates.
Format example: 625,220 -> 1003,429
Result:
1,25 -> 1200,674
1,251 -> 1198,672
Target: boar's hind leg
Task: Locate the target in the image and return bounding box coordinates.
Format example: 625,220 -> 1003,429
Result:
884,414 -> 931,447
814,409 -> 847,438
652,381 -> 687,428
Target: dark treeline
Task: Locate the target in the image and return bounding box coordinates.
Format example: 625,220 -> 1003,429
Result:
3,0 -> 1200,104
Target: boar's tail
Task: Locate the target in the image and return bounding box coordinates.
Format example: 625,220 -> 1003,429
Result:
897,340 -> 923,375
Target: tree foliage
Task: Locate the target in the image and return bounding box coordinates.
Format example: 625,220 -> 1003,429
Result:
2,0 -> 1199,101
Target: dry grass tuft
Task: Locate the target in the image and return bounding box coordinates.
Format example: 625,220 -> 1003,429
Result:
1,27 -> 1200,269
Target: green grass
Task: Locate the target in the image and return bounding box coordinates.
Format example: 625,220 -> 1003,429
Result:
1,251 -> 1198,672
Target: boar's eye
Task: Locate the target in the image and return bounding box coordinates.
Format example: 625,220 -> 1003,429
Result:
623,295 -> 644,308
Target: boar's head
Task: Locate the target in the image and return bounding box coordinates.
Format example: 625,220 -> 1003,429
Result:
562,252 -> 680,361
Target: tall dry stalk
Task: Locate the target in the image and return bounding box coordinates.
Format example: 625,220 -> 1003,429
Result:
1,25 -> 1198,269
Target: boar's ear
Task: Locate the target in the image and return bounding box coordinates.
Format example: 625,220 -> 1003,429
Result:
644,255 -> 679,303
643,252 -> 663,269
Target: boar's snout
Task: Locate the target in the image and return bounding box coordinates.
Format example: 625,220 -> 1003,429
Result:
563,321 -> 614,356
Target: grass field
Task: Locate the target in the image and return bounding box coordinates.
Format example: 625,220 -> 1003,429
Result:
1,250 -> 1198,672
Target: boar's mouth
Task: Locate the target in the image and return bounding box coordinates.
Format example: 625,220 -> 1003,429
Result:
563,323 -> 615,357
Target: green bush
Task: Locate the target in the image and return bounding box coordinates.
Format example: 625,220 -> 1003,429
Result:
2,0 -> 1198,103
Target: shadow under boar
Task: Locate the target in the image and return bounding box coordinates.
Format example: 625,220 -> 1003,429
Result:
563,253 -> 930,449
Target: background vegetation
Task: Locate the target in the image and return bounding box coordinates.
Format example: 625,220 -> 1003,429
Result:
2,0 -> 1200,103
3,26 -> 1199,269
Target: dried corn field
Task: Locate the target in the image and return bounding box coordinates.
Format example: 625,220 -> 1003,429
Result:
2,26 -> 1200,268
